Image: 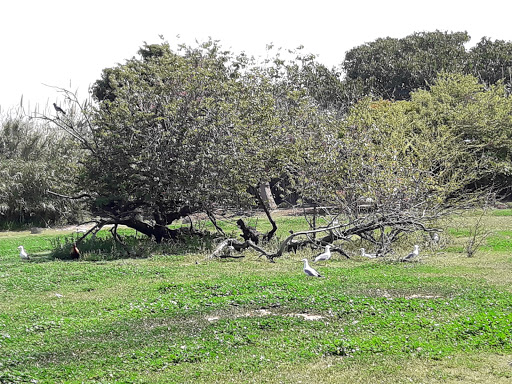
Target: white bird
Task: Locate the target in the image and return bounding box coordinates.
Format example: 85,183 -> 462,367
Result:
360,248 -> 377,258
314,245 -> 332,263
431,232 -> 440,244
17,245 -> 30,260
302,258 -> 324,277
402,244 -> 419,261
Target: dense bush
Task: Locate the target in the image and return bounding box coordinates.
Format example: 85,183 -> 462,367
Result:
0,111 -> 86,228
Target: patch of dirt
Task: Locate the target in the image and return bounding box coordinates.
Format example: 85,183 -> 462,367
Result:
206,309 -> 325,322
374,289 -> 442,299
404,294 -> 442,299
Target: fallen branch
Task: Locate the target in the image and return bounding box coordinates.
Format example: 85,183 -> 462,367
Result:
208,238 -> 276,262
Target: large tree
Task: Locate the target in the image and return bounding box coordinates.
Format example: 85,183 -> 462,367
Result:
467,37 -> 512,87
74,41 -> 335,241
411,72 -> 512,191
342,30 -> 470,101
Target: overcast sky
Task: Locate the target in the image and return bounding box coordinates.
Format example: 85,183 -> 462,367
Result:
2,0 -> 512,112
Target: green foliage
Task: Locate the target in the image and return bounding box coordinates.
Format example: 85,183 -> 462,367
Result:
4,32 -> 512,244
336,73 -> 512,207
412,73 -> 512,184
282,72 -> 512,253
468,37 -> 512,86
342,30 -> 470,100
90,41 -> 260,215
341,31 -> 512,105
0,111 -> 85,227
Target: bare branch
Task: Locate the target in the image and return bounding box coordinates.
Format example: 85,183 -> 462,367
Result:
206,210 -> 226,236
31,85 -> 97,154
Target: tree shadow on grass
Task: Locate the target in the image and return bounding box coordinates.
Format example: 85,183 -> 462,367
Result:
45,232 -> 218,262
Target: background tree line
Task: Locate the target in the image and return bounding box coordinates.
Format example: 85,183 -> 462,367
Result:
0,31 -> 511,252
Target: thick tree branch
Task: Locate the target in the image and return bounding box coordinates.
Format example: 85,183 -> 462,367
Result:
255,186 -> 278,242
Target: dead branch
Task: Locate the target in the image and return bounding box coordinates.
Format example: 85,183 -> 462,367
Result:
75,220 -> 108,244
110,224 -> 124,244
209,209 -> 451,262
209,238 -> 277,261
206,210 -> 226,236
254,185 -> 278,242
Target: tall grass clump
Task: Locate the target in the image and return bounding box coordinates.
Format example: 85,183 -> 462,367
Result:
0,108 -> 87,228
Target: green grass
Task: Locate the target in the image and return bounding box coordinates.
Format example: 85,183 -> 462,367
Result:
491,208 -> 512,216
1,210 -> 512,383
485,231 -> 512,252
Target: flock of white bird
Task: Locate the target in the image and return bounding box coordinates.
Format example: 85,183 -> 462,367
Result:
16,240 -> 421,279
302,243 -> 421,277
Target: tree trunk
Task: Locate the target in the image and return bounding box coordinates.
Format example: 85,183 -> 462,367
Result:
259,181 -> 277,210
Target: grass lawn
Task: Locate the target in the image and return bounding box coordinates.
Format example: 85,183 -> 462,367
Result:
1,210 -> 511,383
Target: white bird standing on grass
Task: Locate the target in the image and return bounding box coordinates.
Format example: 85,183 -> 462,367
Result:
314,245 -> 332,263
360,248 -> 377,258
302,258 -> 324,277
17,245 -> 30,260
402,244 -> 419,262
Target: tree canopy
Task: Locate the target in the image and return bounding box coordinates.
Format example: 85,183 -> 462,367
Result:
342,31 -> 470,100
341,31 -> 512,103
80,41 -> 337,241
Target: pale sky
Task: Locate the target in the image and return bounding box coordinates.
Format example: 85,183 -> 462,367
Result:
2,0 -> 512,112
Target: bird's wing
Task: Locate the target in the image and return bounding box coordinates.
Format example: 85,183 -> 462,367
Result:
305,268 -> 319,276
54,104 -> 66,114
